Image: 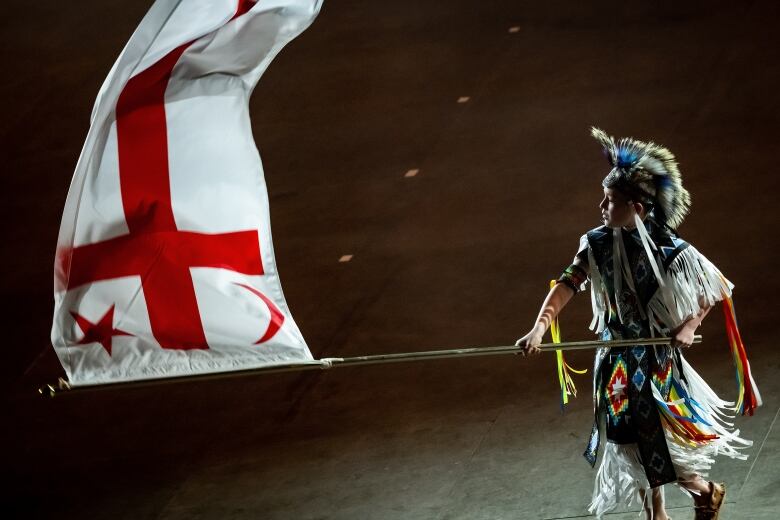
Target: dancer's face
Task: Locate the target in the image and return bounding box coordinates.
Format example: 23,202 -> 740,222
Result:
599,187 -> 640,228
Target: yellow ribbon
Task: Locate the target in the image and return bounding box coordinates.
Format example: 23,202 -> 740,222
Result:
550,279 -> 587,407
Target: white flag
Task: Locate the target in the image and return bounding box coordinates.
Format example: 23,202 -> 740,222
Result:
51,0 -> 324,386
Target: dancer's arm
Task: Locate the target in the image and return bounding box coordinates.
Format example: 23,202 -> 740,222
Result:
671,304 -> 711,349
516,257 -> 588,355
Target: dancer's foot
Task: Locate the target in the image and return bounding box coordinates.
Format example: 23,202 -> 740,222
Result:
693,481 -> 725,520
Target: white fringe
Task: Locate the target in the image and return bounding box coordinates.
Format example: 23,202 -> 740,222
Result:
676,355 -> 753,459
613,229 -> 647,321
588,244 -> 609,334
586,230 -> 734,337
585,225 -> 749,518
648,246 -> 733,333
588,356 -> 753,519
588,435 -> 711,519
634,213 -> 665,288
588,442 -> 648,518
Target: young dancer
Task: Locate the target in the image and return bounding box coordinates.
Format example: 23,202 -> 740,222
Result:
515,128 -> 760,520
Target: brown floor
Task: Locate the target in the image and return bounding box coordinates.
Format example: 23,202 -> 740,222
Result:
3,1 -> 780,518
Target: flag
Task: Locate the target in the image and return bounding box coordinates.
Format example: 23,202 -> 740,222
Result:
51,0 -> 324,386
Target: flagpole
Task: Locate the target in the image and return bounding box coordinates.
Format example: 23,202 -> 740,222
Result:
38,335 -> 700,397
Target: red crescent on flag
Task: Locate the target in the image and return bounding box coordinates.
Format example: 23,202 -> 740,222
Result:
234,282 -> 285,344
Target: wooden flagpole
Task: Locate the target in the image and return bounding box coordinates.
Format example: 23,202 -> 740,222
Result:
39,335 -> 700,397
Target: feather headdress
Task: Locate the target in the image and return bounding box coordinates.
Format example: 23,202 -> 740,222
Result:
591,127 -> 691,229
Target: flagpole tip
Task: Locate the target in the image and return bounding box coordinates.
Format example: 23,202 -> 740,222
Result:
38,377 -> 71,398
38,384 -> 57,398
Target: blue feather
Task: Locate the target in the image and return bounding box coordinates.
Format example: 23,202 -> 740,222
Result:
616,147 -> 638,169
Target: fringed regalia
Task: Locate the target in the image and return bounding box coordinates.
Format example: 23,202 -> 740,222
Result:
555,128 -> 762,518
572,217 -> 749,516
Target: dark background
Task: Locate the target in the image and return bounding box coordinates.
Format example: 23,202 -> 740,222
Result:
3,1 -> 778,518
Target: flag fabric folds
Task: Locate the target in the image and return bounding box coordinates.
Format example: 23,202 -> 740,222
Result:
51,0 -> 324,386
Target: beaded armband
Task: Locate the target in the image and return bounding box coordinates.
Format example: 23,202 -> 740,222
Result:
556,264 -> 588,293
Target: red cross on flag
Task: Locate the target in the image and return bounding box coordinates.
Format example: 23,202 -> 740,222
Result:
51,0 -> 324,386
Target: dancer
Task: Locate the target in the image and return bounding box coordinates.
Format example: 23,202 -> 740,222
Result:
515,128 -> 760,520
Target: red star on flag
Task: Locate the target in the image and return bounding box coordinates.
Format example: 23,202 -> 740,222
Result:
70,305 -> 133,356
